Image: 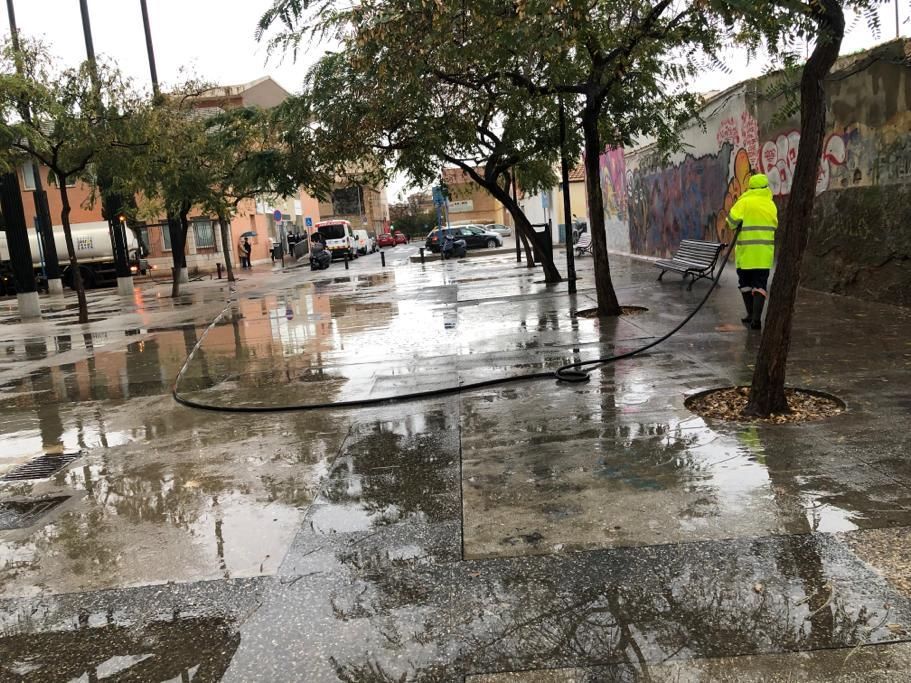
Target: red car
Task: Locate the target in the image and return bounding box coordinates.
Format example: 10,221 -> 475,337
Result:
377,232 -> 395,247
393,231 -> 408,244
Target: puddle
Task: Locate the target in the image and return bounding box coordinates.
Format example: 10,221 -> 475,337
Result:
0,615 -> 241,680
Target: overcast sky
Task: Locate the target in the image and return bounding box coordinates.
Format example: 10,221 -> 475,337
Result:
3,1 -> 906,201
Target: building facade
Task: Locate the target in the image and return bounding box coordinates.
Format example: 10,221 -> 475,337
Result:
317,182 -> 389,234
440,167 -> 509,226
16,76 -> 321,278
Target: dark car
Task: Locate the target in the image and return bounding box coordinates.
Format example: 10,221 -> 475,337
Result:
425,226 -> 502,253
393,230 -> 408,244
377,232 -> 395,247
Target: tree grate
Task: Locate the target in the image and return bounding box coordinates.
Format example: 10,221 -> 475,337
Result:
0,497 -> 69,530
1,452 -> 81,482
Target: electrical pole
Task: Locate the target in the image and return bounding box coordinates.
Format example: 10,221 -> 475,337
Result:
559,95 -> 577,295
79,0 -> 134,295
139,0 -> 160,98
6,0 -> 62,295
0,172 -> 41,318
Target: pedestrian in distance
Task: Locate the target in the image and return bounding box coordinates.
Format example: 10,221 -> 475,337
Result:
726,173 -> 778,330
241,237 -> 252,269
268,235 -> 276,263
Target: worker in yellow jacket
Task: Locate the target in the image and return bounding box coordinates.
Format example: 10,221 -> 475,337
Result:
726,174 -> 778,330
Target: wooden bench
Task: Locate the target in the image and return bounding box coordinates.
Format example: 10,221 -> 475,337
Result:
655,239 -> 725,290
574,233 -> 593,256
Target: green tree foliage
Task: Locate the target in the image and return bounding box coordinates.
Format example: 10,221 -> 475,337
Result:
263,4 -> 582,282
0,39 -> 140,323
198,106 -> 299,282
391,211 -> 436,240
260,0 -> 721,305
108,82 -> 216,297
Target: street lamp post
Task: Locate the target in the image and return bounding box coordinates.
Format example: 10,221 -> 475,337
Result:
558,95 -> 577,295
139,0 -> 160,98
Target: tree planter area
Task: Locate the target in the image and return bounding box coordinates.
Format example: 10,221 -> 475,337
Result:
686,386 -> 845,424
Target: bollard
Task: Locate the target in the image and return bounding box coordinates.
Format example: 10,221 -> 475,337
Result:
419,248 -> 424,264
344,253 -> 349,270
216,262 -> 223,279
381,251 -> 386,267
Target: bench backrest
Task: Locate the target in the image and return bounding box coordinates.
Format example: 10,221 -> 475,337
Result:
577,233 -> 592,247
675,239 -> 723,266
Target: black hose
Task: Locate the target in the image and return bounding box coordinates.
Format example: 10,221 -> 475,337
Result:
173,231 -> 739,413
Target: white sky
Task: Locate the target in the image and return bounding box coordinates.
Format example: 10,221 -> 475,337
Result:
3,1 -> 906,201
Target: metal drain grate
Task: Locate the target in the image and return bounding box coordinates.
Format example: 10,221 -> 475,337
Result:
1,452 -> 81,482
0,497 -> 69,530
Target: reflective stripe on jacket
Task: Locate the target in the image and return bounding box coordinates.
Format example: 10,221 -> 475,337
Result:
726,186 -> 778,269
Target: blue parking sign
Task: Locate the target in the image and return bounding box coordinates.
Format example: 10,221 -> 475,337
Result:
305,217 -> 313,227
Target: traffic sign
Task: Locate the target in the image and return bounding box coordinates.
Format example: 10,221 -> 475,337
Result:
305,216 -> 313,227
273,209 -> 282,221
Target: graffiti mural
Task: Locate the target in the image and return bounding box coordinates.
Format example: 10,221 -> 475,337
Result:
625,146 -> 732,256
716,111 -> 761,174
600,147 -> 627,219
716,148 -> 753,240
760,131 -> 848,196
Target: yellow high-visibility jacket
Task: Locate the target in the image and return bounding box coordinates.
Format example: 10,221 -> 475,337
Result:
726,175 -> 778,270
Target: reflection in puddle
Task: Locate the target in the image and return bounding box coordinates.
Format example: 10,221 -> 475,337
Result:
0,615 -> 240,681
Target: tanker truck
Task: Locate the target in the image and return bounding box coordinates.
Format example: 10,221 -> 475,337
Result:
0,220 -> 148,295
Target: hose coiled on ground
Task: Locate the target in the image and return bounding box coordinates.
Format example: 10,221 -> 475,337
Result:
173,231 -> 739,413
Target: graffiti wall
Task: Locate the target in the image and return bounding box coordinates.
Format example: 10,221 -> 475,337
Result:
618,83 -> 755,257
600,39 -> 911,303
599,147 -> 631,252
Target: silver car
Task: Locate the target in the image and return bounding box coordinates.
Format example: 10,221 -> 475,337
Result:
484,223 -> 512,238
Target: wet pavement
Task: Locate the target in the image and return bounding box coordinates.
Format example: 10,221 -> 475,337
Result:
1,246 -> 910,680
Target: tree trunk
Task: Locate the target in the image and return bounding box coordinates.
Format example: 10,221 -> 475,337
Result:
745,0 -> 845,417
218,213 -> 236,283
581,110 -> 622,316
484,176 -> 562,282
170,205 -> 191,297
168,212 -> 182,298
453,159 -> 562,282
58,182 -> 88,324
519,230 -> 535,268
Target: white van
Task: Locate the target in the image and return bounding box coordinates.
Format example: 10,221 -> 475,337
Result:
313,220 -> 357,259
353,229 -> 376,255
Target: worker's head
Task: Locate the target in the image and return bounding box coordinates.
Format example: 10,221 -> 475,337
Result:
748,173 -> 770,190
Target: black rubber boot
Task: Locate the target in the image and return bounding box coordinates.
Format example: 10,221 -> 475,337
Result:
750,293 -> 765,330
741,292 -> 753,324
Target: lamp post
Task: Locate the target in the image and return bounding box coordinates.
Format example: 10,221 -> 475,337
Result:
139,0 -> 160,98
558,95 -> 577,294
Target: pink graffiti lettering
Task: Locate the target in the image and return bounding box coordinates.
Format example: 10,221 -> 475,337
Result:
760,131 -> 846,196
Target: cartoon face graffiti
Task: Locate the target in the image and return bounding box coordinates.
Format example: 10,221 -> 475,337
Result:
760,132 -> 847,196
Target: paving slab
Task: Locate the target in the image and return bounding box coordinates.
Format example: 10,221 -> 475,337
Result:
1,247 -> 910,680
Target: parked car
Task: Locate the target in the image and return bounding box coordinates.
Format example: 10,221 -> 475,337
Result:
313,220 -> 358,259
425,226 -> 502,253
377,232 -> 395,248
353,229 -> 376,255
393,230 -> 408,244
484,223 -> 512,238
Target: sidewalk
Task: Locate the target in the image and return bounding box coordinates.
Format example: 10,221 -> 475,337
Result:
1,248 -> 910,680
